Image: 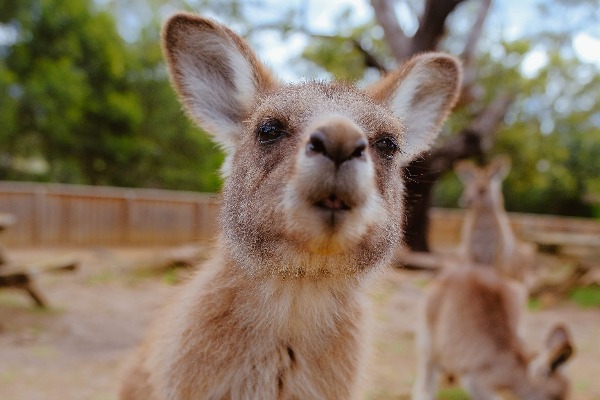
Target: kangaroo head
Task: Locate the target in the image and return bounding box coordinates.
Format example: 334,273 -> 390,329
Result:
163,14 -> 461,278
526,323 -> 574,400
455,156 -> 511,211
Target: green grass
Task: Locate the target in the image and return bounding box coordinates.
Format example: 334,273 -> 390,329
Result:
569,284 -> 600,308
30,345 -> 57,358
437,387 -> 470,400
162,269 -> 179,285
527,297 -> 542,311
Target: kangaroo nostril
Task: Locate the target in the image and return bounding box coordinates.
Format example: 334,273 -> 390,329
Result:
307,131 -> 328,157
307,128 -> 367,166
350,139 -> 367,159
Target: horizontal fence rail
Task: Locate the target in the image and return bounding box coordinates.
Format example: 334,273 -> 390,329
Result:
428,208 -> 600,250
0,181 -> 219,246
0,181 -> 599,247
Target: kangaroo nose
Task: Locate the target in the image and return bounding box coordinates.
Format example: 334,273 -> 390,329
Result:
307,125 -> 367,167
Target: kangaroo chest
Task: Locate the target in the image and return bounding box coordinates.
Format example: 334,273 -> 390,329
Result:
468,212 -> 504,265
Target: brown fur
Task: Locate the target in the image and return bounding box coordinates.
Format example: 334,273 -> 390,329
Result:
120,13 -> 462,400
455,157 -> 536,282
413,267 -> 574,400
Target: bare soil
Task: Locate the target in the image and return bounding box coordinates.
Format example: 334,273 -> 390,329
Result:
0,247 -> 598,400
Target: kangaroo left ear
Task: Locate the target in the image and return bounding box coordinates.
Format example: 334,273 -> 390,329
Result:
368,53 -> 462,162
162,13 -> 278,155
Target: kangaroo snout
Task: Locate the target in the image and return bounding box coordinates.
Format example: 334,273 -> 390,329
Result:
306,119 -> 368,167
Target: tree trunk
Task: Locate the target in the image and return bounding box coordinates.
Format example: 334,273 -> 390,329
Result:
403,130 -> 483,251
370,0 -> 514,252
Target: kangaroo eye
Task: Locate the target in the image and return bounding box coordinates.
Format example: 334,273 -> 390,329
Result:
374,137 -> 398,159
257,119 -> 286,144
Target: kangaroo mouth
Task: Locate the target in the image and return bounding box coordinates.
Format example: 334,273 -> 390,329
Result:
315,194 -> 351,211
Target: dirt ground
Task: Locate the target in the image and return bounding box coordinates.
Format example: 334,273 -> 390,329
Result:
1,247 -> 599,400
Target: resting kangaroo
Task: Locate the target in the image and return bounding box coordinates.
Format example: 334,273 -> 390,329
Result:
413,266 -> 574,400
455,157 -> 536,282
120,13 -> 461,400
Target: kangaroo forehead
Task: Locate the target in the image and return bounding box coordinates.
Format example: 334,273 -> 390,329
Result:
254,82 -> 405,135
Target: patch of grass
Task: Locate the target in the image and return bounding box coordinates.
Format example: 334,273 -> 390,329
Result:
87,269 -> 119,285
0,369 -> 18,384
527,297 -> 542,311
437,387 -> 470,400
569,285 -> 600,308
414,278 -> 430,289
391,339 -> 407,355
30,345 -> 57,358
574,379 -> 590,392
162,269 -> 179,285
0,291 -> 30,308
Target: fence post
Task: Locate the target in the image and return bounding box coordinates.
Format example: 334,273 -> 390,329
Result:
123,190 -> 137,245
32,186 -> 47,246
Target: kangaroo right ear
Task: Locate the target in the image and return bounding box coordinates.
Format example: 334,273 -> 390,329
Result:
546,324 -> 574,373
486,156 -> 511,181
162,13 -> 278,155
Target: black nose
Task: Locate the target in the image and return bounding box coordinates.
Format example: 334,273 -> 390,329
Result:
307,130 -> 367,167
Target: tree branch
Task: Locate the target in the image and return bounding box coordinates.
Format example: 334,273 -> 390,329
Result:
461,0 -> 492,88
351,39 -> 388,73
309,34 -> 389,73
409,0 -> 467,56
370,0 -> 410,60
468,91 -> 515,151
403,91 -> 515,252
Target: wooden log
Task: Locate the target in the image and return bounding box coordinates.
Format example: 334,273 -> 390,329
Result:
1,257 -> 78,275
0,256 -> 77,308
0,271 -> 47,307
393,248 -> 461,271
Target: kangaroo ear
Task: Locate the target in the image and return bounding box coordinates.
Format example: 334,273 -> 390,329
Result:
454,159 -> 479,183
486,156 -> 511,181
162,13 -> 277,155
546,324 -> 574,373
368,53 -> 462,161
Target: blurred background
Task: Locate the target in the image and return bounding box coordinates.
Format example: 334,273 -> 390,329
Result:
0,1 -> 599,399
1,0 -> 599,216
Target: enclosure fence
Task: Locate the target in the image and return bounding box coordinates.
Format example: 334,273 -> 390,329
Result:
0,181 -> 219,246
0,181 -> 599,247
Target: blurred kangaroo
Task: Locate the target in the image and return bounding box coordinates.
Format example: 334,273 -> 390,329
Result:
455,157 -> 536,282
413,266 -> 574,400
119,13 -> 461,400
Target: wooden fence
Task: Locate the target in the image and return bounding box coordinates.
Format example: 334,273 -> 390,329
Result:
0,181 -> 598,248
428,208 -> 600,251
0,181 -> 219,246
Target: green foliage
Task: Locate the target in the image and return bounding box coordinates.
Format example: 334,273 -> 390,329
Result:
436,387 -> 470,400
569,285 -> 600,308
431,38 -> 600,217
0,0 -> 223,192
301,10 -> 393,82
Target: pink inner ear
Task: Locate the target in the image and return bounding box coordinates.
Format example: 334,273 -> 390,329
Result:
162,13 -> 278,149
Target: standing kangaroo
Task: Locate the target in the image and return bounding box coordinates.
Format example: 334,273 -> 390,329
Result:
412,266 -> 574,400
455,157 -> 536,282
120,13 -> 461,400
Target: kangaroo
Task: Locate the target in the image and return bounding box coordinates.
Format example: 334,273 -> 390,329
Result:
455,157 -> 536,282
412,266 -> 574,400
120,13 -> 461,400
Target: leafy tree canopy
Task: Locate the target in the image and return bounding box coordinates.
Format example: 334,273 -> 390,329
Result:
0,0 -> 223,191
